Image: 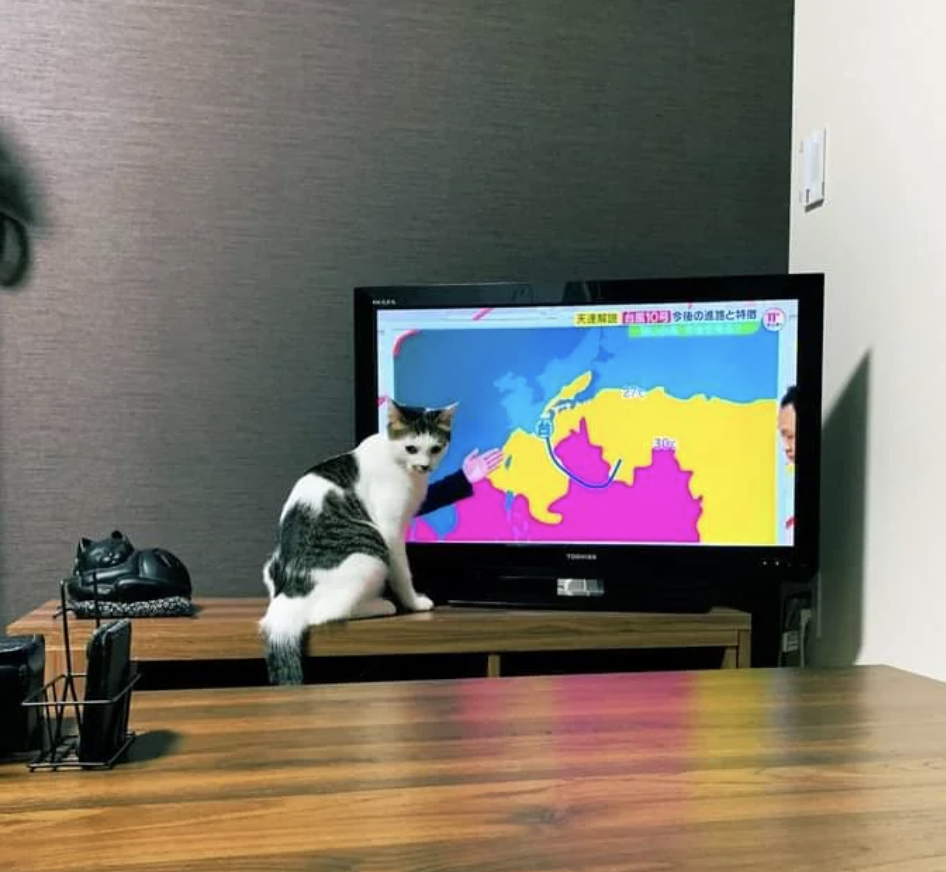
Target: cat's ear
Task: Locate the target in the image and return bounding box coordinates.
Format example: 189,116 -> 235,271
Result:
388,399 -> 405,424
387,400 -> 409,435
77,537 -> 91,554
436,403 -> 459,430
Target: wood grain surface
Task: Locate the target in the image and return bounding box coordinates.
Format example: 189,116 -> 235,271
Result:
7,599 -> 751,679
2,666 -> 946,871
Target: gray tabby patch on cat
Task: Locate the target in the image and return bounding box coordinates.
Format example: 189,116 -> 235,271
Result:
259,400 -> 457,685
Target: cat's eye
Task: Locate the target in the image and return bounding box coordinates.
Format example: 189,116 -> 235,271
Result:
430,445 -> 442,455
405,445 -> 419,454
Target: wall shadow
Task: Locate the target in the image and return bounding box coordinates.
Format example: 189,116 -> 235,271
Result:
813,352 -> 870,666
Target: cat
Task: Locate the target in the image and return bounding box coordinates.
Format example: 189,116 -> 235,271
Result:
258,400 -> 457,685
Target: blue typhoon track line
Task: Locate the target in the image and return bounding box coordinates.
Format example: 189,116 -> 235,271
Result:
543,435 -> 622,490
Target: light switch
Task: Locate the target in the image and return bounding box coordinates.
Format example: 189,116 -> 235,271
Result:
801,128 -> 826,207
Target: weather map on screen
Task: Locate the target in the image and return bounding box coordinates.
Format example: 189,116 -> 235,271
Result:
375,299 -> 798,548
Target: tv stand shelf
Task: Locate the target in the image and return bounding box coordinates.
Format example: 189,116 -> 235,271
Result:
7,599 -> 751,683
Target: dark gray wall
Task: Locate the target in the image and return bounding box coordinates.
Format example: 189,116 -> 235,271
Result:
0,0 -> 793,629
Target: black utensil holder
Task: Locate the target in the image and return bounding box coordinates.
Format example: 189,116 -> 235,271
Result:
21,579 -> 139,771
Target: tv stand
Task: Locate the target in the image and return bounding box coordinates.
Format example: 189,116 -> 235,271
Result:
9,598 -> 752,686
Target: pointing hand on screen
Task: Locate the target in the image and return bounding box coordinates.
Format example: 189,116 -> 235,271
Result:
462,448 -> 504,484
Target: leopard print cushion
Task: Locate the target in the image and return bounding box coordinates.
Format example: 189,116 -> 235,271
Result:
69,596 -> 195,619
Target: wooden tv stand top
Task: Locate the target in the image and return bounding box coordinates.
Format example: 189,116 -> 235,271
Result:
7,598 -> 751,680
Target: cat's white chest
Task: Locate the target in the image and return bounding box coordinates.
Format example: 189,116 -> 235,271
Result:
359,466 -> 424,528
354,434 -> 427,533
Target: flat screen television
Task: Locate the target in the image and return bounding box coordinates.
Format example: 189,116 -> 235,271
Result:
354,275 -> 824,611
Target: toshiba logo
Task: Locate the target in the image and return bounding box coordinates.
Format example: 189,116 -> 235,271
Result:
565,552 -> 597,561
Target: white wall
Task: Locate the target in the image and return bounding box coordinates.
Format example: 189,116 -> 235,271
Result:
792,2 -> 946,679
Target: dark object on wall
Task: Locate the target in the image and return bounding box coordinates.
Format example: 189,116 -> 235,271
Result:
0,135 -> 36,288
0,208 -> 29,287
66,530 -> 194,618
0,635 -> 45,758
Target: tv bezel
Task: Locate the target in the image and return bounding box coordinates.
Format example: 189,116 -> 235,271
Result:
354,274 -> 824,596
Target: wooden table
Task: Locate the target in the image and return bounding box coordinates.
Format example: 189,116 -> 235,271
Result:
2,666 -> 946,871
6,598 -> 752,682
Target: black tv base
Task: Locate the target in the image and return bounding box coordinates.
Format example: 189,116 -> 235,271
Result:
439,575 -> 715,615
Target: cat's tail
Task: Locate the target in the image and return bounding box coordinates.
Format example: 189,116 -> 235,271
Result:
259,593 -> 307,685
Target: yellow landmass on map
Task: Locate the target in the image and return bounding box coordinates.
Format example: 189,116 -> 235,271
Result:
543,371 -> 592,411
488,429 -> 570,524
551,383 -> 778,545
492,372 -> 779,544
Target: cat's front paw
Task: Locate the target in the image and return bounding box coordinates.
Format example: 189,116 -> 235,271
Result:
409,594 -> 435,613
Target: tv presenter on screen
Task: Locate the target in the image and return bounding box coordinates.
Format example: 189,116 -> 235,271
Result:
417,448 -> 504,516
779,385 -> 796,531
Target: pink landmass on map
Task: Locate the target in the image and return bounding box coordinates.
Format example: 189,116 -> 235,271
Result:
409,418 -> 703,543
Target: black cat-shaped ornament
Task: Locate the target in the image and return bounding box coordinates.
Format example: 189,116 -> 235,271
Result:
67,530 -> 194,619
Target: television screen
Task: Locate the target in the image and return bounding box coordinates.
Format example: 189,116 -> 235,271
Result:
356,276 -> 823,592
373,297 -> 799,549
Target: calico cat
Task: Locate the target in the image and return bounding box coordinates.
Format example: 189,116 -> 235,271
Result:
259,400 -> 457,685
